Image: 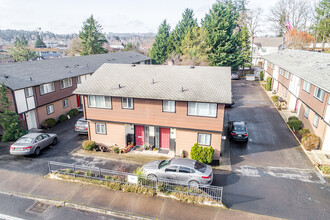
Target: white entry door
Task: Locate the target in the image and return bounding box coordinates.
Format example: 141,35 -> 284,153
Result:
26,110 -> 38,129
322,126 -> 330,151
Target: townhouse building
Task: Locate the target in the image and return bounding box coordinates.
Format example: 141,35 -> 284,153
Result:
74,64 -> 232,159
261,50 -> 330,151
252,37 -> 283,66
0,51 -> 151,130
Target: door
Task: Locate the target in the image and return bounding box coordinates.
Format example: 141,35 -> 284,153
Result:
160,128 -> 170,149
76,95 -> 81,107
26,110 -> 38,129
135,125 -> 144,146
322,126 -> 330,151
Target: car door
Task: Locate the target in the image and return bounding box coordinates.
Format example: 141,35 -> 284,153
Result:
176,166 -> 193,185
42,134 -> 51,146
163,166 -> 178,182
35,135 -> 46,149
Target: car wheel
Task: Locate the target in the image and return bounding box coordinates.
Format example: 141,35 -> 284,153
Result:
52,137 -> 58,145
34,147 -> 40,156
189,180 -> 199,188
147,174 -> 157,181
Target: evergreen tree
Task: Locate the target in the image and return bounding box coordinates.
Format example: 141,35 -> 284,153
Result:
313,0 -> 329,50
238,24 -> 251,74
202,1 -> 241,70
9,37 -> 36,62
167,8 -> 198,55
0,83 -> 25,142
34,33 -> 47,48
150,20 -> 171,64
79,15 -> 108,55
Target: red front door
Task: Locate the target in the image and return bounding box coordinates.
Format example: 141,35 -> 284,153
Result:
76,95 -> 81,107
160,128 -> 170,149
135,125 -> 144,146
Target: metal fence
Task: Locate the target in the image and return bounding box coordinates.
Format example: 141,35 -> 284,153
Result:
48,161 -> 223,203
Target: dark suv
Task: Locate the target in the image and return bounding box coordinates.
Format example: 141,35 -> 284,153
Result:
228,121 -> 248,142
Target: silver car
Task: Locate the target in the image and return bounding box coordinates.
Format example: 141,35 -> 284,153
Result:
10,133 -> 58,156
142,158 -> 213,187
75,117 -> 88,134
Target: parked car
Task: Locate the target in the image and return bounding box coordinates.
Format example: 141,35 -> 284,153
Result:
225,98 -> 235,107
231,73 -> 240,80
75,117 -> 88,134
142,158 -> 213,187
228,121 -> 248,142
10,133 -> 58,156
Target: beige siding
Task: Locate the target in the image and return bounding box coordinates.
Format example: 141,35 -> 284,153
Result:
89,122 -> 125,147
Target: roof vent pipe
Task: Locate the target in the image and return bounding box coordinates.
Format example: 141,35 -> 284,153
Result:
30,77 -> 32,81
4,75 -> 8,78
131,64 -> 136,67
190,66 -> 195,69
182,87 -> 184,92
118,84 -> 121,89
152,79 -> 154,84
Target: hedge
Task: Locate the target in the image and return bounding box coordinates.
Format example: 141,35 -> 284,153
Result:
259,71 -> 264,81
302,134 -> 319,151
298,128 -> 310,138
265,77 -> 272,91
82,140 -> 95,151
271,95 -> 279,103
190,143 -> 214,164
41,118 -> 56,128
67,108 -> 79,118
288,119 -> 302,131
288,116 -> 298,121
58,114 -> 67,123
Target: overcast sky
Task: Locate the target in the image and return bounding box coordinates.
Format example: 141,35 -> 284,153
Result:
0,0 -> 275,34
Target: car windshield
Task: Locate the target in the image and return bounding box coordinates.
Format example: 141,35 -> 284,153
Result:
194,161 -> 207,173
77,120 -> 86,126
159,159 -> 172,169
16,137 -> 33,144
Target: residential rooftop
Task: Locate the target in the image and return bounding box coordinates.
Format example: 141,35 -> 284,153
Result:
262,49 -> 330,93
0,51 -> 151,90
254,37 -> 283,48
73,64 -> 232,104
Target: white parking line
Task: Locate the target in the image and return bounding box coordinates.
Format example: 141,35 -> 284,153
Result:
0,213 -> 26,220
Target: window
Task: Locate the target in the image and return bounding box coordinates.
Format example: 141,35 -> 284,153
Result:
165,166 -> 177,172
122,98 -> 134,109
179,166 -> 191,173
88,96 -> 112,108
40,83 -> 55,95
304,107 -> 310,118
62,99 -> 69,108
76,76 -> 81,84
284,71 -> 289,79
24,87 -> 33,97
188,102 -> 217,117
313,114 -> 319,128
280,69 -> 284,75
303,81 -> 311,93
163,100 -> 175,112
96,123 -> 106,134
314,87 -> 325,102
46,105 -> 54,114
60,78 -> 73,89
35,135 -> 44,142
198,133 -> 211,145
284,89 -> 287,98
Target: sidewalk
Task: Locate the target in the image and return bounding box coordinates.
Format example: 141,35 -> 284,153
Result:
0,169 -> 279,220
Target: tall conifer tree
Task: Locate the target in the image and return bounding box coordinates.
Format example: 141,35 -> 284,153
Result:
150,20 -> 171,64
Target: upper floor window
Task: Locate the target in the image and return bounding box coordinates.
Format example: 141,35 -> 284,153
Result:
40,83 -> 55,95
88,95 -> 112,109
303,81 -> 311,93
280,69 -> 284,75
163,100 -> 175,113
46,104 -> 54,115
24,87 -> 33,98
122,98 -> 134,109
60,78 -> 73,89
284,71 -> 289,79
188,102 -> 217,117
76,76 -> 81,84
304,107 -> 310,118
313,114 -> 319,128
198,133 -> 211,145
314,87 -> 325,102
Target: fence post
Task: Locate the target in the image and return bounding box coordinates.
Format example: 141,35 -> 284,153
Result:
99,168 -> 101,181
73,164 -> 76,178
48,161 -> 51,173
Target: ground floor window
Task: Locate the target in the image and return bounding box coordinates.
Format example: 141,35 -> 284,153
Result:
198,133 -> 211,146
62,99 -> 69,108
96,123 -> 107,134
46,104 -> 54,115
304,107 -> 310,118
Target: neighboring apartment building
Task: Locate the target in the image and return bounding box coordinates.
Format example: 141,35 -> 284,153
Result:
74,64 -> 232,159
261,50 -> 330,151
0,51 -> 151,130
252,37 -> 283,66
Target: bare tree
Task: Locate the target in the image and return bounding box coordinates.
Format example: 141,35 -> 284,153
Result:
66,38 -> 81,57
269,0 -> 313,36
246,8 -> 263,39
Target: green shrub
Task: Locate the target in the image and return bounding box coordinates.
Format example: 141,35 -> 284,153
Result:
320,166 -> 330,174
41,118 -> 57,128
302,134 -> 319,151
58,114 -> 67,123
113,147 -> 120,154
190,143 -> 214,164
67,108 -> 79,118
86,170 -> 91,176
288,116 -> 298,121
82,140 -> 95,151
271,95 -> 279,103
259,71 -> 264,81
133,167 -> 145,176
288,119 -> 302,131
298,128 -> 310,138
265,77 -> 272,91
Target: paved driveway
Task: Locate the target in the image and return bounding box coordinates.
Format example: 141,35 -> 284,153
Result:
214,80 -> 330,220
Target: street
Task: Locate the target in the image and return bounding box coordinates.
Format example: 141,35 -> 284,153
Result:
215,80 -> 330,219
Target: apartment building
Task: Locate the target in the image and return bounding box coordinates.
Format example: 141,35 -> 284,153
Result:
74,64 -> 232,159
0,51 -> 151,130
262,50 -> 330,151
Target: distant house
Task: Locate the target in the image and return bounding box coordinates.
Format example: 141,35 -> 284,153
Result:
74,64 -> 232,159
252,37 -> 283,66
31,48 -> 63,59
0,51 -> 151,130
261,49 -> 330,151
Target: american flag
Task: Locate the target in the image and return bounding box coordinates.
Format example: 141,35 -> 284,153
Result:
285,19 -> 292,31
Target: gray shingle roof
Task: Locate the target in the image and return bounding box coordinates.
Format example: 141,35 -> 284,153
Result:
254,37 -> 283,47
262,49 -> 330,92
0,51 -> 150,90
73,64 -> 232,104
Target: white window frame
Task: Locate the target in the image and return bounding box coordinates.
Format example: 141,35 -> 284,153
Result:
96,123 -> 106,134
40,83 -> 55,95
76,76 -> 81,84
88,95 -> 112,109
62,99 -> 69,108
313,114 -> 319,128
304,107 -> 310,118
188,102 -> 217,117
284,71 -> 289,79
163,100 -> 175,113
46,104 -> 54,115
198,133 -> 211,146
60,78 -> 73,89
303,81 -> 311,93
313,87 -> 325,102
24,87 -> 33,98
122,98 -> 134,109
280,69 -> 284,76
